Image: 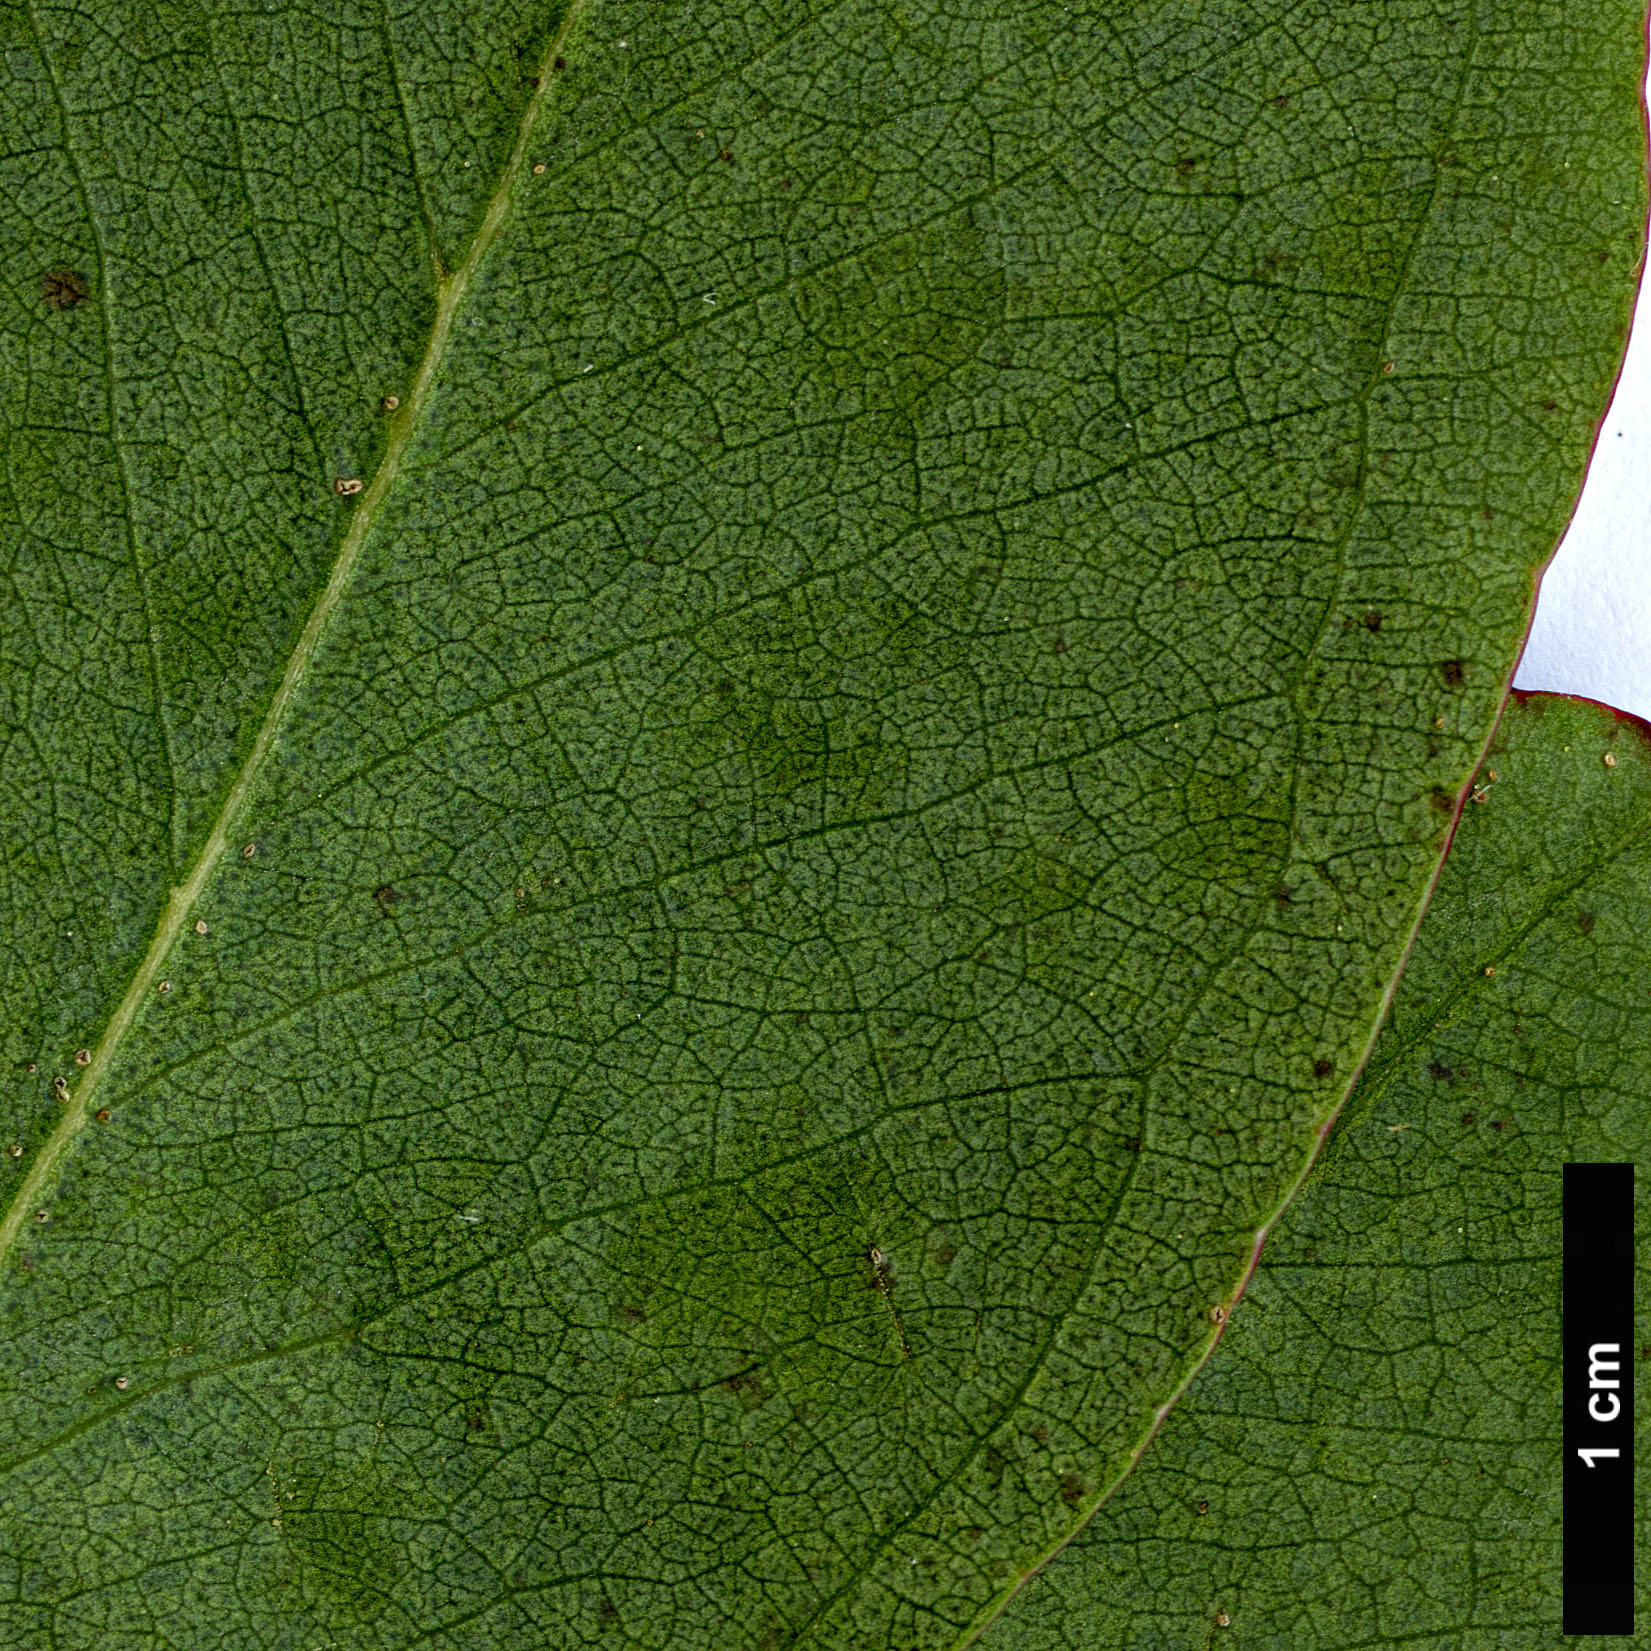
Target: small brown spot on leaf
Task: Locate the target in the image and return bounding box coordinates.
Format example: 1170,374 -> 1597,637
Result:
1314,1057 -> 1333,1079
95,1108 -> 110,1124
1441,660 -> 1465,689
724,1370 -> 767,1409
1363,610 -> 1382,630
1579,910 -> 1597,934
41,269 -> 90,310
74,1049 -> 89,1066
1059,1472 -> 1085,1504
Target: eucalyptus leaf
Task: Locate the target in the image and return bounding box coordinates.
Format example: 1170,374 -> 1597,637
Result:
978,692 -> 1651,1649
0,0 -> 1640,1645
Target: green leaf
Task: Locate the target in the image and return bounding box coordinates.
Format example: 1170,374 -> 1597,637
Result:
974,691 -> 1651,1648
0,1 -> 1640,1644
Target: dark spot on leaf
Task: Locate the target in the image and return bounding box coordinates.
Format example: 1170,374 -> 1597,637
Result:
616,1303 -> 647,1324
933,1243 -> 956,1267
1540,398 -> 1559,412
553,56 -> 566,70
1461,1112 -> 1476,1125
1429,1061 -> 1454,1082
1195,1499 -> 1210,1514
1313,1057 -> 1333,1079
1059,1472 -> 1085,1504
1272,886 -> 1292,908
1363,610 -> 1381,631
1578,910 -> 1596,935
1430,786 -> 1455,815
1124,1136 -> 1142,1153
718,148 -> 734,162
1441,660 -> 1465,689
724,1370 -> 767,1409
41,269 -> 90,310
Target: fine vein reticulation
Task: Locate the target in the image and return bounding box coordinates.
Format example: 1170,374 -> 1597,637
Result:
0,0 -> 589,1284
976,695 -> 1651,1646
0,1 -> 1641,1646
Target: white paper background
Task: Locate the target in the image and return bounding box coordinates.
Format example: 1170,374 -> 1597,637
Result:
1513,269 -> 1651,719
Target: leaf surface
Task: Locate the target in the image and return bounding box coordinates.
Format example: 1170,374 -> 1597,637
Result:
976,692 -> 1651,1648
0,1 -> 1641,1645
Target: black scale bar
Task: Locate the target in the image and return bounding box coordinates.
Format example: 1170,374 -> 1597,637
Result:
1564,1161 -> 1635,1635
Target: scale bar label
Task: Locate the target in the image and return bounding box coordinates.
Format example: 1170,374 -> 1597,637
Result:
1564,1161 -> 1635,1635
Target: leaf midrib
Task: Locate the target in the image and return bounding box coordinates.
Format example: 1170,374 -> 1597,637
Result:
0,0 -> 589,1275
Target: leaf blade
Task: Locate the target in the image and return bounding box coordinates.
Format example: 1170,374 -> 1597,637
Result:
0,1 -> 1642,1645
977,691 -> 1651,1647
